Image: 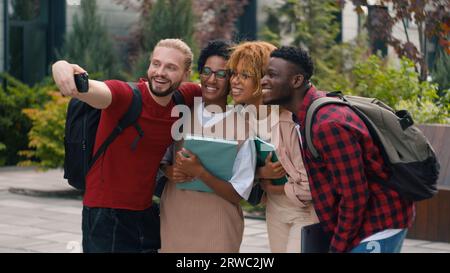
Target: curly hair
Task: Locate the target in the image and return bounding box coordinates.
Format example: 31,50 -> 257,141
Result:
227,41 -> 277,95
197,40 -> 233,73
270,46 -> 314,81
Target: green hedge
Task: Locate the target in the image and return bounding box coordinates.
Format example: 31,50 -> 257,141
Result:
348,55 -> 449,124
0,74 -> 52,166
19,92 -> 69,169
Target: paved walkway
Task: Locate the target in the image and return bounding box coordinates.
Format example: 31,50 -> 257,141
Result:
0,167 -> 449,253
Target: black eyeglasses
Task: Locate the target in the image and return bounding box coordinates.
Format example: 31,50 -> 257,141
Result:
201,67 -> 228,80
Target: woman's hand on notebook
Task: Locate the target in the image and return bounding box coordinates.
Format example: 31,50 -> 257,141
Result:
163,164 -> 193,183
175,148 -> 207,179
172,166 -> 195,183
257,152 -> 287,179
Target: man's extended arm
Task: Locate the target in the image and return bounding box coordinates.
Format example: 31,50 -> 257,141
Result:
52,60 -> 112,109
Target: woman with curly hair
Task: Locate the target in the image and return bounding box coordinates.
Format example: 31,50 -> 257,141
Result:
228,41 -> 318,253
159,40 -> 256,253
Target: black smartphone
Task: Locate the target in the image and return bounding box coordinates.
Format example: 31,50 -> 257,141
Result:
74,73 -> 89,93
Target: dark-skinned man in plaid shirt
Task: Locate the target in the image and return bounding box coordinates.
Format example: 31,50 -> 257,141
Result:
261,46 -> 414,253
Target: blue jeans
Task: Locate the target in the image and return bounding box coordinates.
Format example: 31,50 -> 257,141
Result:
350,229 -> 408,253
82,205 -> 160,253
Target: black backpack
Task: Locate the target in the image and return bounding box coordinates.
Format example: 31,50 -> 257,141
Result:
63,83 -> 144,190
63,83 -> 186,191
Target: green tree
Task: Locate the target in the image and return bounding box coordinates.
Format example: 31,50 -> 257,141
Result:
260,0 -> 368,91
193,0 -> 249,48
430,46 -> 450,121
61,0 -> 120,79
431,46 -> 450,92
131,0 -> 197,78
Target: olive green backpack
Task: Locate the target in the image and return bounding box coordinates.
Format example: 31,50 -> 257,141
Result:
305,92 -> 439,201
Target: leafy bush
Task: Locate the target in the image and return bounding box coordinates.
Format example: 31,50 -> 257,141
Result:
19,92 -> 69,169
0,73 -> 51,166
349,55 -> 449,124
396,98 -> 447,124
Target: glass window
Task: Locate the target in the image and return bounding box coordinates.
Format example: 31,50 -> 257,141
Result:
9,0 -> 41,21
9,26 -> 24,80
7,0 -> 64,85
24,27 -> 47,85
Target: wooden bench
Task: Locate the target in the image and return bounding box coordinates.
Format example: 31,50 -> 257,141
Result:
407,124 -> 450,242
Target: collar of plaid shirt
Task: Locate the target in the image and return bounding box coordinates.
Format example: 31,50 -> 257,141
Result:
296,85 -> 320,126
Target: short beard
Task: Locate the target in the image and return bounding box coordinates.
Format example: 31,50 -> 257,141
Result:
148,77 -> 181,97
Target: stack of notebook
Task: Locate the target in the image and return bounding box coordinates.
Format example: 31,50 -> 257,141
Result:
176,135 -> 238,192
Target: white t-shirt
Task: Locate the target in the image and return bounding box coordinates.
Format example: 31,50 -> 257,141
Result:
361,229 -> 403,243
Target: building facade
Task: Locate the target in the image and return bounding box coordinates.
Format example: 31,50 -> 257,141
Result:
1,0 -> 139,86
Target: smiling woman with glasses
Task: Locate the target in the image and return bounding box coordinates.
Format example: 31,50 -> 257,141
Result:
159,40 -> 257,253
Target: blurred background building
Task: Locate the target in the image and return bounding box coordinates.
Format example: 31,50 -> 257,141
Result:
0,0 -> 441,86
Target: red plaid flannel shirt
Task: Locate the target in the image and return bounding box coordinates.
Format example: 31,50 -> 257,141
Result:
296,87 -> 414,253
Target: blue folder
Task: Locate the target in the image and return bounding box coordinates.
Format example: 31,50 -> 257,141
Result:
176,135 -> 238,192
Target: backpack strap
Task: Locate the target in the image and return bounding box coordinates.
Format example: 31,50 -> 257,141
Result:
305,96 -> 350,160
88,82 -> 143,168
172,90 -> 185,105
